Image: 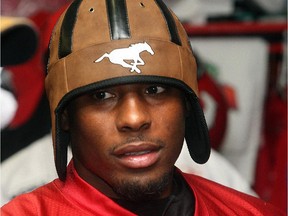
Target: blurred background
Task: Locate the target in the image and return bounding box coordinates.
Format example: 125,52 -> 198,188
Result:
1,0 -> 287,212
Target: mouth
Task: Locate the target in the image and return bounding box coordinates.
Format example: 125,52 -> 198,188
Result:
113,142 -> 162,169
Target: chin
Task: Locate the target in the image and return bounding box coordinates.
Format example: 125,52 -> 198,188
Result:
111,168 -> 174,201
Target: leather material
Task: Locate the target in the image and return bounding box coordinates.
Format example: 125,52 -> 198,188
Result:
155,0 -> 181,46
46,0 -> 210,180
59,0 -> 82,59
106,0 -> 130,40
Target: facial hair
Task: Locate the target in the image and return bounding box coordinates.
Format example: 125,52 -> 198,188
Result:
111,169 -> 173,202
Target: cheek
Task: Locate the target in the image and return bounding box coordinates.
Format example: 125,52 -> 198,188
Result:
69,113 -> 112,162
71,109 -> 114,139
154,102 -> 186,156
160,102 -> 186,134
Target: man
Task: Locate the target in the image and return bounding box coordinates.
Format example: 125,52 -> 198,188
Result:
1,0 -> 284,215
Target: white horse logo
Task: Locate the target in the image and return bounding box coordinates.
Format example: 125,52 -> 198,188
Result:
94,42 -> 154,73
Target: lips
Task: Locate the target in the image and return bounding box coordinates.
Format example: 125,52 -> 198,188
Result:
113,142 -> 162,169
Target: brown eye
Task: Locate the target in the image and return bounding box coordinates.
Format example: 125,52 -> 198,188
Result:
145,86 -> 165,95
92,91 -> 114,100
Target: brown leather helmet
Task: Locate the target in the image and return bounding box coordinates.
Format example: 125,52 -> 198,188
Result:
46,0 -> 210,181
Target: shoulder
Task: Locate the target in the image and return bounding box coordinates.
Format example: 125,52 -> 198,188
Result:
1,180 -> 63,215
180,171 -> 285,215
1,134 -> 58,205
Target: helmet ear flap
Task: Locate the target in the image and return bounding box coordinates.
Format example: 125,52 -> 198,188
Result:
60,109 -> 70,131
55,111 -> 69,181
185,93 -> 210,164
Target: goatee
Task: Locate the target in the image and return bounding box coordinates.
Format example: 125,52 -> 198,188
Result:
112,170 -> 173,202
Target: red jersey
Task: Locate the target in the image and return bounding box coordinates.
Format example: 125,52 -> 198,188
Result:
1,162 -> 284,215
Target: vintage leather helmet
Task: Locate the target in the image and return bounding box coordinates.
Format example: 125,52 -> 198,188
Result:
46,0 -> 210,181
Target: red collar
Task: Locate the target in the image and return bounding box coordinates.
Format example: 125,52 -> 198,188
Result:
54,160 -> 136,215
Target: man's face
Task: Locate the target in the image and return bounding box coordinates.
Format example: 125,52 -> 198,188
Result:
63,83 -> 186,201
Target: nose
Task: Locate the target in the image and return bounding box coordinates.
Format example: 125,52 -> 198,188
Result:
116,94 -> 151,132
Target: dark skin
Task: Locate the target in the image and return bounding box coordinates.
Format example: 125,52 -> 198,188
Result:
61,83 -> 187,201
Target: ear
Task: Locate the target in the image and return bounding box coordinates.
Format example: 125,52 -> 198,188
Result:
61,109 -> 70,131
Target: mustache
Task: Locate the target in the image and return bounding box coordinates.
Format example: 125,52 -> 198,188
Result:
111,135 -> 165,152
